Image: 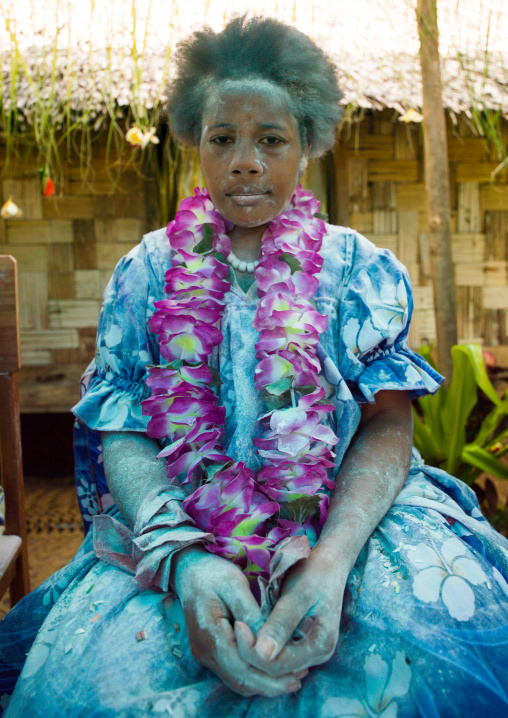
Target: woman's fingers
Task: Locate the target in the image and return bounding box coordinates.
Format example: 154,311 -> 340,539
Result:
221,581 -> 265,636
206,617 -> 304,697
254,591 -> 308,661
236,615 -> 337,677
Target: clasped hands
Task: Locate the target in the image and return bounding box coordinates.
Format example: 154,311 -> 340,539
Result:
173,544 -> 346,697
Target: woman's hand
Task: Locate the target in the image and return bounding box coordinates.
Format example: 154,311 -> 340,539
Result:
172,545 -> 308,697
235,545 -> 347,677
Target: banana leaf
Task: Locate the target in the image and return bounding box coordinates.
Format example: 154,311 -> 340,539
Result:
476,399 -> 508,448
460,444 -> 508,481
412,407 -> 442,462
441,346 -> 479,475
456,344 -> 501,407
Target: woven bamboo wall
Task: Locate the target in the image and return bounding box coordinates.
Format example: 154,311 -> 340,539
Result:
1,110 -> 508,412
0,141 -> 158,412
329,110 -> 508,353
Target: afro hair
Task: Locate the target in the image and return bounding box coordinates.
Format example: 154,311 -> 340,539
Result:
164,14 -> 343,158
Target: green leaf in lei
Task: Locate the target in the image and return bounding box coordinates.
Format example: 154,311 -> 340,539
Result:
278,252 -> 302,274
296,385 -> 319,395
204,461 -> 233,483
313,212 -> 329,221
262,390 -> 292,410
168,359 -> 184,370
280,495 -> 321,523
194,223 -> 214,254
265,377 -> 292,396
207,366 -> 222,386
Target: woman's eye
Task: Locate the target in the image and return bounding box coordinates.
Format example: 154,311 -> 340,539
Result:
211,136 -> 231,145
262,136 -> 283,145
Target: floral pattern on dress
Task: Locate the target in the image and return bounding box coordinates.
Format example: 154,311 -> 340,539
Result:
322,650 -> 412,718
408,537 -> 488,621
1,226 -> 508,718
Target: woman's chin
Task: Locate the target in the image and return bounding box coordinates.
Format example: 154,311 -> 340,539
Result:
218,201 -> 282,230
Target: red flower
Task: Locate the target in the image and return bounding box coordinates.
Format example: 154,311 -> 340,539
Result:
43,177 -> 55,197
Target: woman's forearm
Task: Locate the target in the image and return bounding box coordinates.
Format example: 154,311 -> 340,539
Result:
101,431 -> 169,528
316,390 -> 413,577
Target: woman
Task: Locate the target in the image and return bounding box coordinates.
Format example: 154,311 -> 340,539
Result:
2,15 -> 508,717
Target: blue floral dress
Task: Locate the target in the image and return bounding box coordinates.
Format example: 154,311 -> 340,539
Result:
2,225 -> 508,718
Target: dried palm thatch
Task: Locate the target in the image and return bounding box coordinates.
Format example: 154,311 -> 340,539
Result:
1,0 -> 507,127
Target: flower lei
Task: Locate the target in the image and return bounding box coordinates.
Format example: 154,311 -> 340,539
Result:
141,185 -> 339,579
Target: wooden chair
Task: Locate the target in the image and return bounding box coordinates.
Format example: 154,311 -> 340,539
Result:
0,255 -> 30,606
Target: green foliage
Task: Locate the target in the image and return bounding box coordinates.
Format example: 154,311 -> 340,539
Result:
194,223 -> 214,254
262,390 -> 292,411
265,377 -> 292,396
0,3 -> 172,198
278,252 -> 302,274
412,344 -> 508,485
279,495 -> 321,523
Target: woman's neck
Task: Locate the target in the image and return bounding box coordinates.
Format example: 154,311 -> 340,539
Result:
227,224 -> 266,262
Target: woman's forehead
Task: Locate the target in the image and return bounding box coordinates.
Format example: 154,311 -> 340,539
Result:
202,79 -> 296,125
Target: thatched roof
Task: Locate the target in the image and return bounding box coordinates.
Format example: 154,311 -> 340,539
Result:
1,0 -> 507,126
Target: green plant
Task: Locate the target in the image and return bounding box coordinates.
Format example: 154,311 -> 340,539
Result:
413,344 -> 508,484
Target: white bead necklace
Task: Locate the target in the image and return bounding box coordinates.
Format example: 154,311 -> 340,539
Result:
226,249 -> 259,274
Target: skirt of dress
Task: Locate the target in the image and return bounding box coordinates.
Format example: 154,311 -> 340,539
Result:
2,462 -> 508,718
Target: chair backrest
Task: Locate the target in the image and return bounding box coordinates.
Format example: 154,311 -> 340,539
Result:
0,255 -> 30,604
0,254 -> 21,374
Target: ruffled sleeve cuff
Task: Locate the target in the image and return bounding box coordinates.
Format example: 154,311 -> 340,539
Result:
355,344 -> 444,403
93,486 -> 215,593
72,366 -> 151,432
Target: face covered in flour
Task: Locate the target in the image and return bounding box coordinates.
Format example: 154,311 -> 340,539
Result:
198,79 -> 309,237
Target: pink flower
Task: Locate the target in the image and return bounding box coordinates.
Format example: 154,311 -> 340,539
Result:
256,326 -> 320,354
164,267 -> 230,299
263,218 -> 324,256
144,394 -> 226,439
162,431 -> 227,483
254,353 -> 319,390
171,189 -> 231,236
258,460 -> 327,501
183,462 -> 277,535
158,321 -> 223,363
254,293 -> 328,334
165,228 -> 197,255
254,256 -> 292,294
178,250 -> 230,279
267,518 -> 318,546
168,189 -> 233,258
207,534 -> 273,575
254,403 -> 338,458
152,298 -> 224,328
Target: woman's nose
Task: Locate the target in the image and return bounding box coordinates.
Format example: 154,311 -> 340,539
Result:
228,144 -> 263,175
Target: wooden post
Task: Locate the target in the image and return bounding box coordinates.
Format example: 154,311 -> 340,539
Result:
0,255 -> 30,604
417,0 -> 458,382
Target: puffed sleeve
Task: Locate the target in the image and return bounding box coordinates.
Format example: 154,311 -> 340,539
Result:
338,231 -> 444,403
72,230 -> 170,431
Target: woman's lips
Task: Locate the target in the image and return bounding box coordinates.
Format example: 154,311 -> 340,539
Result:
228,193 -> 266,206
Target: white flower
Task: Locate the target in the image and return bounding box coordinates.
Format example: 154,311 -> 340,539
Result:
126,125 -> 160,149
322,650 -> 412,717
343,316 -> 384,359
493,567 -> 508,598
398,108 -> 424,123
374,279 -> 408,339
404,363 -> 438,391
343,275 -> 408,360
409,537 -> 487,621
104,324 -> 122,348
1,197 -> 22,219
